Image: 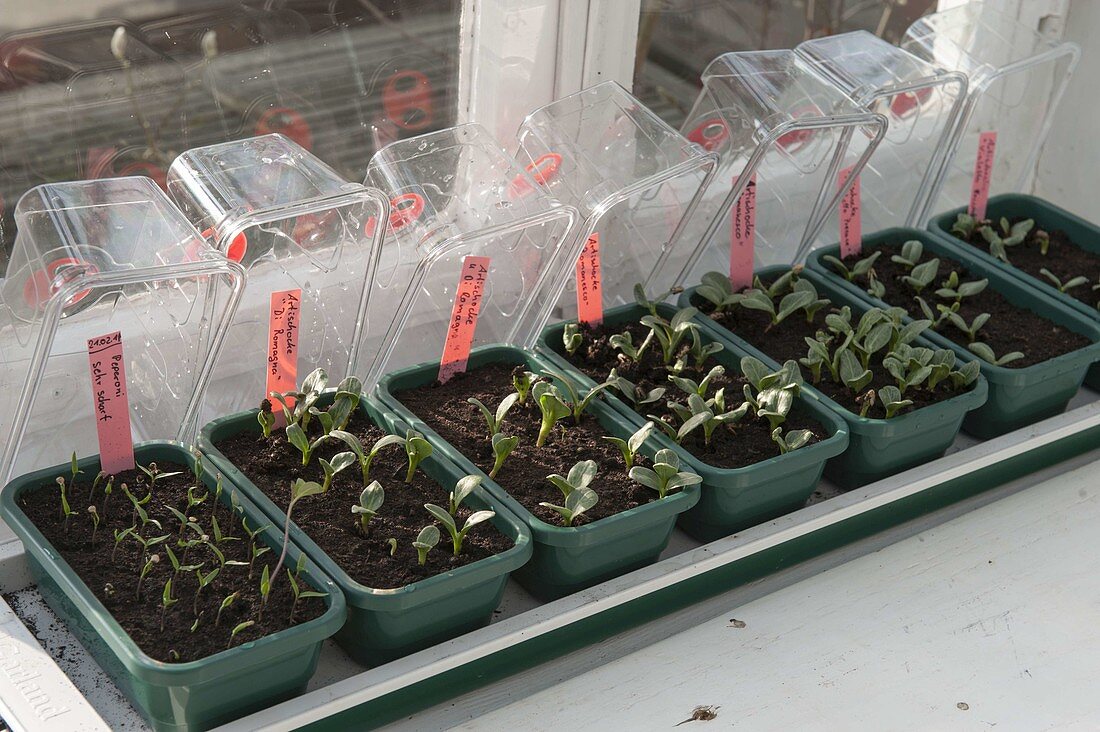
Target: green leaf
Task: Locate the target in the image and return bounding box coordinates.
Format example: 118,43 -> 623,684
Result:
286,424 -> 309,455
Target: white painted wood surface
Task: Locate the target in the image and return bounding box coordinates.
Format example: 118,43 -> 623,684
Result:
395,458 -> 1100,731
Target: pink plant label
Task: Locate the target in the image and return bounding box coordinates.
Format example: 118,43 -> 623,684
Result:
439,256 -> 490,383
87,331 -> 134,474
267,289 -> 302,427
575,233 -> 603,326
969,131 -> 997,220
729,173 -> 757,290
838,166 -> 862,258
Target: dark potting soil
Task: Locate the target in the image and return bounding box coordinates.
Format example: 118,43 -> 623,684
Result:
845,244 -> 1091,368
690,273 -> 972,418
395,363 -> 665,526
552,321 -> 827,461
17,463 -> 326,663
953,217 -> 1100,310
214,411 -> 514,589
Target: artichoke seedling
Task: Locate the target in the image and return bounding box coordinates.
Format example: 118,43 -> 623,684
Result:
605,369 -> 665,408
413,525 -> 440,565
890,240 -> 924,270
285,424 -> 328,467
838,349 -> 873,394
877,385 -> 913,419
489,434 -> 519,479
628,449 -> 702,499
404,430 -> 433,483
669,365 -> 725,399
935,271 -> 987,305
608,330 -> 655,363
634,282 -> 681,317
640,308 -> 700,364
330,431 -> 406,486
950,213 -> 979,239
534,381 -> 571,447
257,399 -> 276,438
603,422 -> 656,469
563,323 -> 583,356
424,504 -> 496,556
771,427 -> 814,454
324,376 -> 363,434
387,538 -> 398,556
546,460 -> 598,499
980,218 -> 1033,263
468,393 -> 519,438
736,288 -> 815,330
160,578 -> 177,632
270,368 -> 329,429
228,620 -> 254,650
215,591 -> 239,629
941,310 -> 989,343
823,251 -> 880,282
695,271 -> 745,313
546,369 -> 616,424
351,482 -> 384,534
539,489 -> 598,527
319,451 -> 356,492
901,258 -> 940,294
512,368 -> 537,404
968,342 -> 1024,366
447,475 -> 483,515
270,479 -> 324,592
1040,268 -> 1089,294
687,328 -> 725,369
286,569 -> 327,621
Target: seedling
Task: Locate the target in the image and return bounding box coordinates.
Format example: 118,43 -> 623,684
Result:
877,385 -> 913,419
605,369 -> 665,408
137,461 -> 182,487
194,567 -> 219,616
136,553 -> 160,599
628,449 -> 702,499
935,271 -> 987,304
270,368 -> 329,429
87,506 -> 100,544
447,475 -> 482,515
215,591 -> 239,629
241,518 -> 271,579
387,538 -> 398,556
950,212 -> 979,239
424,504 -> 496,556
413,525 -> 440,565
890,240 -> 924,269
325,376 -> 362,434
489,434 -> 519,479
736,288 -> 816,329
687,329 -> 725,369
900,258 -> 940,294
539,488 -> 598,527
271,479 -> 324,589
286,569 -> 327,621
160,578 -> 177,632
669,365 -> 725,399
534,381 -> 571,447
968,342 -> 1024,366
87,470 -> 106,505
640,308 -> 699,364
1040,268 -> 1089,294
695,270 -> 745,313
512,368 -> 536,404
164,546 -> 203,583
69,452 -> 82,484
839,349 -> 873,394
608,330 -> 654,362
257,399 -> 276,438
111,527 -> 134,562
603,421 -> 656,469
980,217 -> 1033,263
285,423 -> 328,467
823,250 -> 880,282
468,393 -> 519,437
772,427 -> 814,454
351,482 -> 384,533
319,452 -> 356,492
546,369 -> 616,424
101,476 -> 114,521
942,311 -> 990,343
228,620 -> 254,650
185,486 -> 207,512
330,431 -> 406,486
634,282 -> 681,316
563,323 -> 583,356
404,430 -> 433,483
258,565 -> 272,621
56,477 -> 73,530
546,460 -> 598,499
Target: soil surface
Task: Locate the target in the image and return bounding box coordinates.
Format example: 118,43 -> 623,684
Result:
690,272 -> 974,418
214,411 -> 514,588
17,462 -> 326,663
953,216 -> 1100,309
551,321 -> 827,460
840,244 -> 1092,368
395,364 -> 666,526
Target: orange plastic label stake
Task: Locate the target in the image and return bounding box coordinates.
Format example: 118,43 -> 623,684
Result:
439,256 -> 490,383
87,331 -> 135,474
838,166 -> 862,258
969,131 -> 997,220
267,289 -> 302,426
575,234 -> 603,326
729,174 -> 757,290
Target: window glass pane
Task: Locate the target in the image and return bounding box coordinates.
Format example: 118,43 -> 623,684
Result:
0,1 -> 462,264
634,0 -> 940,129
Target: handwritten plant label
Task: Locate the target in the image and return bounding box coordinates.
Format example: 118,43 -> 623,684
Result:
439,256 -> 490,383
838,166 -> 862,258
86,331 -> 134,474
969,131 -> 997,220
575,234 -> 603,326
729,173 -> 757,290
267,289 -> 301,426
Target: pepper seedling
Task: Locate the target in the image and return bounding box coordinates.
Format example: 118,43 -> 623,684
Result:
258,565 -> 272,621
628,449 -> 702,499
228,620 -> 254,650
137,461 -> 182,488
215,591 -> 239,629
468,393 -> 519,438
160,578 -> 177,632
286,569 -> 327,621
539,488 -> 598,527
563,323 -> 583,356
86,470 -> 106,505
603,421 -> 656,469
968,342 -> 1024,366
87,505 -> 100,544
424,504 -> 496,556
193,567 -> 219,616
136,553 -> 160,599
413,525 -> 440,565
351,481 -> 384,534
823,251 -> 880,282
1039,268 -> 1089,294
270,479 -> 323,588
111,527 -> 134,563
164,546 -> 203,584
56,477 -> 73,530
330,431 -> 406,486
489,434 -> 519,479
404,430 -> 433,483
